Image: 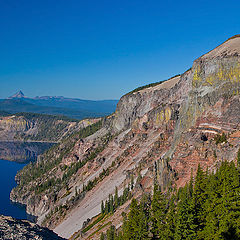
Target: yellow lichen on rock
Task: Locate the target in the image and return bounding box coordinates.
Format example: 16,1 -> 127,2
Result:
165,107 -> 171,123
192,65 -> 202,88
205,76 -> 213,86
156,108 -> 171,125
231,64 -> 240,83
217,67 -> 224,80
155,110 -> 164,125
199,63 -> 240,88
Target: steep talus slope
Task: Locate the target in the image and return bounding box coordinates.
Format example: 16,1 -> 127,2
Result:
10,35 -> 240,239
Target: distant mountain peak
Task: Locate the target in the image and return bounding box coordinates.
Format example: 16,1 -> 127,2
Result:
8,90 -> 25,99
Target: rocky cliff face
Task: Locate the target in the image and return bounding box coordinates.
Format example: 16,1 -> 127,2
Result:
112,75 -> 183,132
11,35 -> 240,239
0,215 -> 66,240
0,113 -> 97,142
0,115 -> 32,140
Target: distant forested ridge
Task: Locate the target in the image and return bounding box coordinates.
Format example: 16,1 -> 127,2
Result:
102,160 -> 240,240
0,93 -> 118,119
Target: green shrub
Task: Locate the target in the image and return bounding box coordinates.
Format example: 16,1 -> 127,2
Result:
215,132 -> 227,144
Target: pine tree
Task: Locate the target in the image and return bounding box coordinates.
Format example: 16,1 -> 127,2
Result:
201,169 -> 220,239
237,148 -> 240,168
105,199 -> 109,214
189,169 -> 194,197
123,186 -> 129,203
122,198 -> 140,239
138,194 -> 151,239
107,225 -> 116,240
174,184 -> 196,240
192,163 -> 207,237
101,200 -> 105,214
100,232 -> 105,240
163,193 -> 176,239
116,231 -> 123,240
151,183 -> 167,239
110,194 -> 114,213
114,186 -> 119,209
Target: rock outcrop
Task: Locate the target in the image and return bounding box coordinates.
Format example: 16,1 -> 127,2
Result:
10,35 -> 240,239
0,113 -> 97,142
0,215 -> 66,240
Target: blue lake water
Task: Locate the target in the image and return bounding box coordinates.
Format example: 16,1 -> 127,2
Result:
0,159 -> 33,220
0,141 -> 55,221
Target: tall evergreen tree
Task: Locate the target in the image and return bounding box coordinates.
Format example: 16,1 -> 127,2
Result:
100,232 -> 105,240
138,194 -> 151,239
151,183 -> 167,239
107,225 -> 116,240
123,198 -> 138,239
122,198 -> 141,239
101,200 -> 105,214
114,187 -> 119,209
163,193 -> 176,239
174,184 -> 196,240
110,194 -> 114,213
192,164 -> 208,237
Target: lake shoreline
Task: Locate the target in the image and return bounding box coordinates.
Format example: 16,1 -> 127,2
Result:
0,159 -> 35,221
0,141 -> 54,222
0,139 -> 58,143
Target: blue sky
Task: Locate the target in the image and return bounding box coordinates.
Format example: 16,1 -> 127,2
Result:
0,0 -> 239,100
